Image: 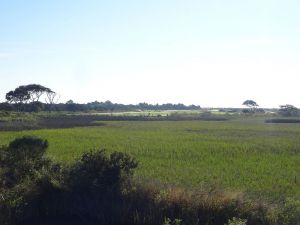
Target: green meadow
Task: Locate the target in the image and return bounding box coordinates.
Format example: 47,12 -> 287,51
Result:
0,119 -> 299,199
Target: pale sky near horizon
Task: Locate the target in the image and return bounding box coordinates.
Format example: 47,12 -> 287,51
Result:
0,0 -> 299,108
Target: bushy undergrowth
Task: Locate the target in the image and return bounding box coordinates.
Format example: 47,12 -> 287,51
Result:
0,136 -> 138,225
0,136 -> 298,225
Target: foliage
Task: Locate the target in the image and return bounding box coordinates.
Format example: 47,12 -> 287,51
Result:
5,86 -> 30,104
0,136 -> 49,188
4,84 -> 53,112
274,198 -> 300,225
226,217 -> 247,225
1,101 -> 201,112
242,100 -> 259,114
162,217 -> 183,225
278,104 -> 299,117
242,100 -> 259,108
0,134 -> 298,225
163,217 -> 172,225
24,84 -> 52,103
0,136 -> 139,225
2,85 -> 201,112
5,84 -> 52,105
0,120 -> 297,198
242,109 -> 253,114
0,136 -> 59,225
65,150 -> 138,192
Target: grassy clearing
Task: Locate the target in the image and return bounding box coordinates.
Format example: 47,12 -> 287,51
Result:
0,119 -> 299,200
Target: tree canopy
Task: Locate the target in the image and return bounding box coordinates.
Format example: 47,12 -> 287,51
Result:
5,86 -> 31,104
278,104 -> 299,117
5,84 -> 53,104
242,100 -> 259,108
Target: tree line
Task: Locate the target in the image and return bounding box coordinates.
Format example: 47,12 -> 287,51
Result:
1,84 -> 298,116
0,84 -> 201,112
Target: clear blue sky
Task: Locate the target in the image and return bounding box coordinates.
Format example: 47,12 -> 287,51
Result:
1,0 -> 299,107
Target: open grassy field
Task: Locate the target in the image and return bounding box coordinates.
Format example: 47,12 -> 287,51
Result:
0,118 -> 299,200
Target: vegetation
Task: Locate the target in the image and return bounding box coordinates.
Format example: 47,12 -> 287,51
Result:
242,100 -> 259,109
278,105 -> 299,117
265,118 -> 300,123
0,112 -> 232,131
0,136 -> 138,225
1,84 -> 201,112
0,136 -> 298,225
0,86 -> 299,224
242,100 -> 260,114
0,101 -> 201,113
0,119 -> 298,199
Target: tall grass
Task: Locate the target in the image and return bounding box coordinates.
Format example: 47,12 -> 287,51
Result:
0,120 -> 299,199
0,119 -> 299,225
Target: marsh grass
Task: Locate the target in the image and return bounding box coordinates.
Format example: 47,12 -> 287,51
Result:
0,123 -> 299,225
0,120 -> 299,200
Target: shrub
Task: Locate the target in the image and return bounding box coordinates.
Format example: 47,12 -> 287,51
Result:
0,136 -> 139,225
0,136 -> 50,188
0,136 -> 56,225
65,150 -> 138,193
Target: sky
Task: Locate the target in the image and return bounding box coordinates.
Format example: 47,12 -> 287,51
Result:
0,0 -> 300,108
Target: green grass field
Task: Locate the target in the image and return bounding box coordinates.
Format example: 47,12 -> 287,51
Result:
0,119 -> 299,199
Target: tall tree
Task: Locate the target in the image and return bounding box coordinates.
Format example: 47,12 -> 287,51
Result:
45,90 -> 60,112
6,84 -> 51,104
242,100 -> 259,112
25,84 -> 51,103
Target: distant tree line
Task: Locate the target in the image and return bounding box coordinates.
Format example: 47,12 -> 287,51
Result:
0,84 -> 200,112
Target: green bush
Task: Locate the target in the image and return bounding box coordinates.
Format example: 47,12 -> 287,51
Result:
0,136 -> 56,225
0,136 -> 138,225
0,136 -> 50,188
65,150 -> 138,192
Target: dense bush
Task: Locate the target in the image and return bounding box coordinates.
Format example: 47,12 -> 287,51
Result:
0,136 -> 138,225
0,136 -> 50,188
0,136 -> 61,225
65,150 -> 138,193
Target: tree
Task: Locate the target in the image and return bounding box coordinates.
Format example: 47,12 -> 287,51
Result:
45,91 -> 60,105
243,100 -> 258,108
5,86 -> 30,104
278,104 -> 299,117
242,100 -> 258,113
66,99 -> 74,104
45,91 -> 60,111
65,100 -> 79,111
6,84 -> 52,104
25,84 -> 51,103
